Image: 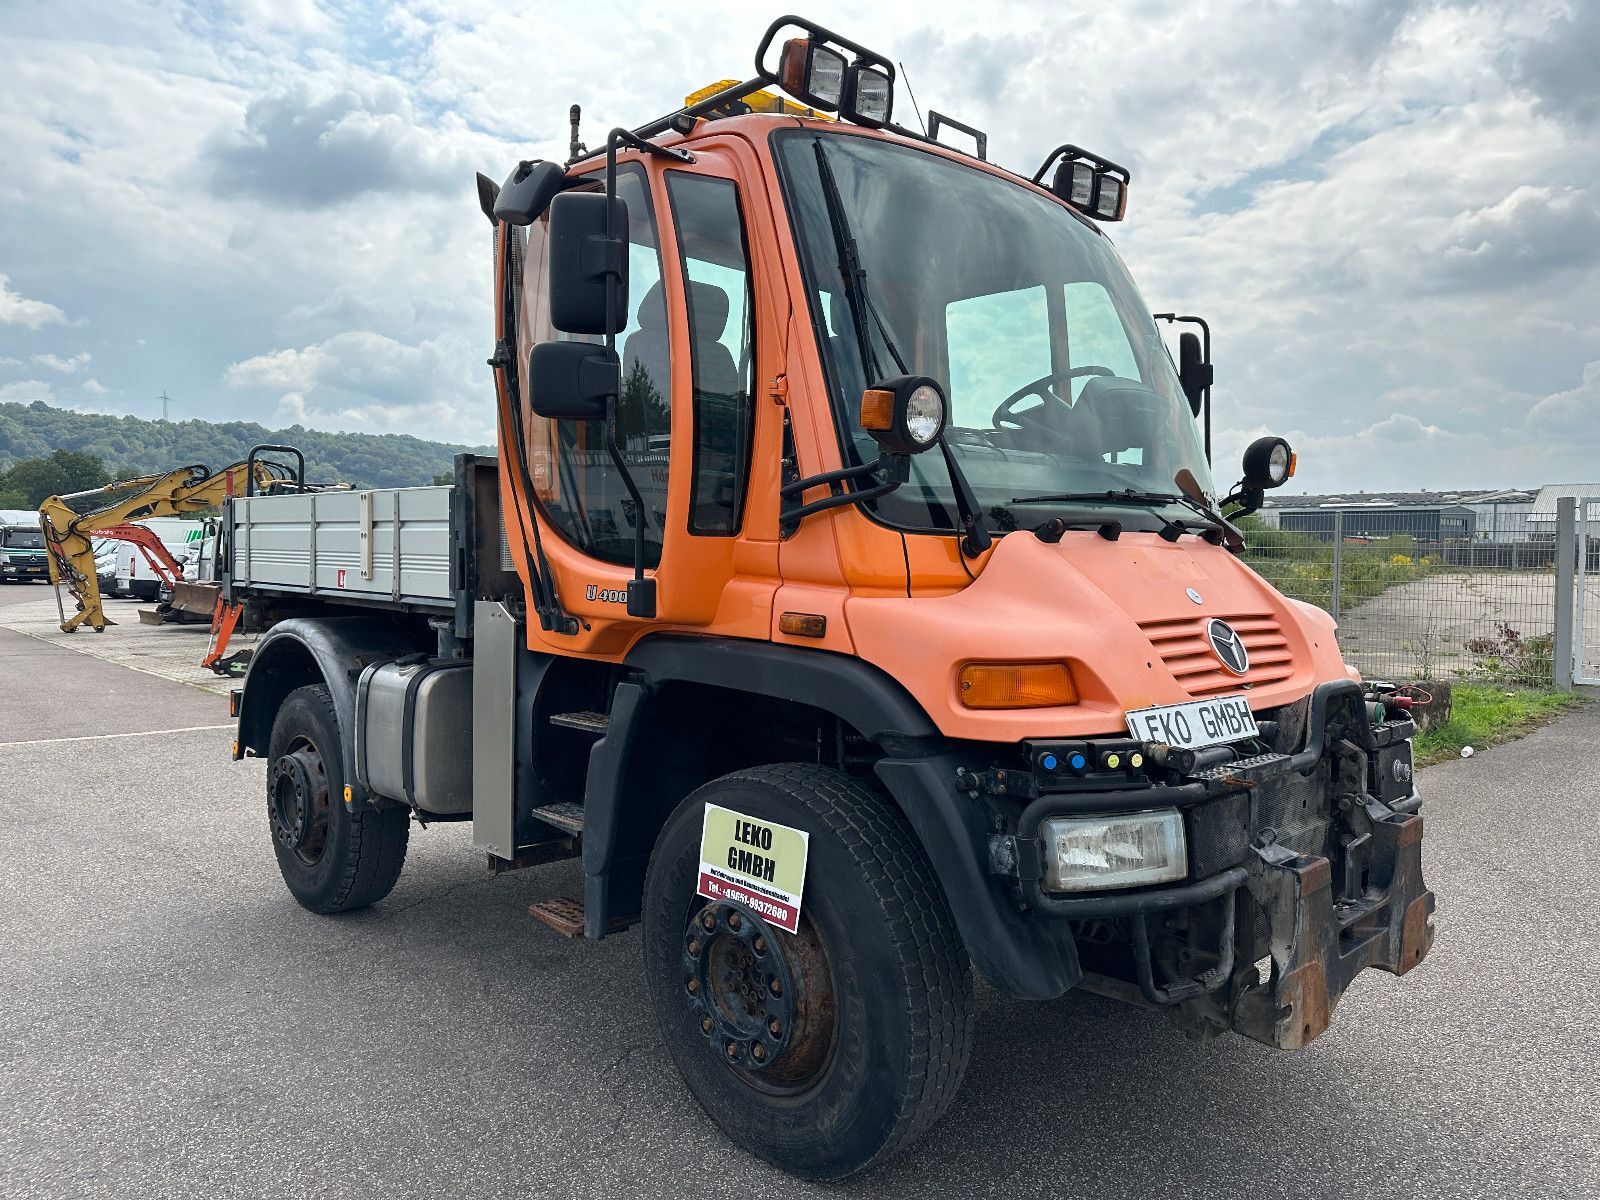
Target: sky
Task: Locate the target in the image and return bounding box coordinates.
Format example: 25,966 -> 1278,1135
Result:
0,0 -> 1596,494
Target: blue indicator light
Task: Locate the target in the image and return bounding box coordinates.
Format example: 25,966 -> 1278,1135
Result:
1041,754 -> 1058,771
1069,753 -> 1087,770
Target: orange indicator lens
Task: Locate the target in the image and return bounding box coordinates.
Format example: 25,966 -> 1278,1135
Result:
958,663 -> 1077,709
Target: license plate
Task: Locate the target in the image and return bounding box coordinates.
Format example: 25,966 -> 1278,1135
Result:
1125,694 -> 1259,750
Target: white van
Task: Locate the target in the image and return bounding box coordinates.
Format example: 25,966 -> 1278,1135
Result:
113,518 -> 204,601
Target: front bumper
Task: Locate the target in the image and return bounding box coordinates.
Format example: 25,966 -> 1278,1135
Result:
977,679 -> 1435,1047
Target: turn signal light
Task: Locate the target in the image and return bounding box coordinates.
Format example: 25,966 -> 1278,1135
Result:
779,612 -> 827,638
859,388 -> 894,431
958,662 -> 1077,709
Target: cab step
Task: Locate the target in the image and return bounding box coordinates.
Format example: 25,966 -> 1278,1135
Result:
530,801 -> 585,836
549,711 -> 609,733
527,896 -> 633,939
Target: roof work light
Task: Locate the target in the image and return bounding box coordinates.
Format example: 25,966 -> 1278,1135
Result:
762,17 -> 896,127
1035,144 -> 1131,222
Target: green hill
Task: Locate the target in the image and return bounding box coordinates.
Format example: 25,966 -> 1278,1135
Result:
0,401 -> 490,490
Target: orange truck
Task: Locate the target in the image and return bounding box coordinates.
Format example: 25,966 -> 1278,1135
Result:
225,17 -> 1433,1179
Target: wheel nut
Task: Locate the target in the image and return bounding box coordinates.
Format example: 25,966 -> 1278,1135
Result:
701,1017 -> 714,1034
753,936 -> 765,953
686,978 -> 700,994
728,912 -> 742,930
768,1019 -> 781,1037
769,978 -> 782,996
688,940 -> 700,957
752,1043 -> 766,1061
726,1041 -> 739,1059
702,912 -> 716,931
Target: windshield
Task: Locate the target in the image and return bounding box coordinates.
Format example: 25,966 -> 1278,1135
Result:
2,528 -> 44,550
773,130 -> 1217,535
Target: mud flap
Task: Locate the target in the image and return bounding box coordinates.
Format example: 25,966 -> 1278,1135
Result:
1232,812 -> 1434,1049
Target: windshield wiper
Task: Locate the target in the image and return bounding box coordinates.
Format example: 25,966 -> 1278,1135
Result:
809,139 -> 991,557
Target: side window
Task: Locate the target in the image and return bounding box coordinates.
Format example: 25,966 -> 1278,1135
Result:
945,286 -> 1051,428
667,173 -> 756,535
523,167 -> 670,568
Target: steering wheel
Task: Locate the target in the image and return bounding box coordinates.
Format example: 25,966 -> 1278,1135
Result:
991,366 -> 1115,435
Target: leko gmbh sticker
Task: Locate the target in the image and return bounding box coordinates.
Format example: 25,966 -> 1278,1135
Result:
697,804 -> 810,934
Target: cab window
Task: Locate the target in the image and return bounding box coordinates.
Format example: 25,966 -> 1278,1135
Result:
945,285 -> 1051,428
523,166 -> 670,568
667,173 -> 756,535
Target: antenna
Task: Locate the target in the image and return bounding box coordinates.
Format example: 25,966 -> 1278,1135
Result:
898,61 -> 927,135
568,105 -> 586,164
158,389 -> 173,421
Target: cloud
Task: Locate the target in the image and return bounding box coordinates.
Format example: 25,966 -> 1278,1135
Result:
224,329 -> 490,441
0,379 -> 55,403
0,274 -> 66,328
32,351 -> 90,373
1432,186 -> 1600,290
204,80 -> 473,209
1526,360 -> 1600,446
80,377 -> 107,396
1509,3 -> 1600,127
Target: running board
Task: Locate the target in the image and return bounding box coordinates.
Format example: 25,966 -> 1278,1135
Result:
530,802 -> 585,836
528,897 -> 633,939
549,711 -> 609,733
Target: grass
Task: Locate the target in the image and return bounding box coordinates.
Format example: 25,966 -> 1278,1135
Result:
1237,518 -> 1443,614
1413,684 -> 1591,766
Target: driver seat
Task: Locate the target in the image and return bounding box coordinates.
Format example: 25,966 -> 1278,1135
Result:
1066,375 -> 1162,458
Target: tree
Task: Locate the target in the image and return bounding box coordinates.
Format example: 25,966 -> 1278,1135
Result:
0,448 -> 111,507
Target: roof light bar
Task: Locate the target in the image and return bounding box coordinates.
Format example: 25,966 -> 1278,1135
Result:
758,15 -> 896,128
1033,144 -> 1131,222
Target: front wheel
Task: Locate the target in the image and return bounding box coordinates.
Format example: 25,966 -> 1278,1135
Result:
643,764 -> 974,1180
266,683 -> 409,913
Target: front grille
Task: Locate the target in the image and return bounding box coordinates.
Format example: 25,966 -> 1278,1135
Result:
1139,612 -> 1294,697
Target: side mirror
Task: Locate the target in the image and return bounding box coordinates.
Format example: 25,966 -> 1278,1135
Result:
1177,331 -> 1211,416
547,191 -> 629,336
493,160 -> 565,226
528,341 -> 620,421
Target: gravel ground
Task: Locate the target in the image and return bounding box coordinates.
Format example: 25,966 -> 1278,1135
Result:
1334,568 -> 1600,684
1,617 -> 1597,1198
0,590 -> 253,697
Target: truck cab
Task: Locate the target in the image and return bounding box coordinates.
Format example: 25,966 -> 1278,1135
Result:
228,16 -> 1433,1181
0,524 -> 49,582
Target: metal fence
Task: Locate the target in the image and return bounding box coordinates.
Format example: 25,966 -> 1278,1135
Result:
1243,509 -> 1583,688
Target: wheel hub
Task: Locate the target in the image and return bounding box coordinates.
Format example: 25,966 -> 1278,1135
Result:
270,746 -> 325,856
682,902 -> 797,1073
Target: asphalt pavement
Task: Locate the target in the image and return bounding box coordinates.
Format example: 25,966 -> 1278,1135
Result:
2,612 -> 1597,1199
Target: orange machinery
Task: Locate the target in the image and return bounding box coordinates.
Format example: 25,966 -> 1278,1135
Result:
223,17 -> 1433,1180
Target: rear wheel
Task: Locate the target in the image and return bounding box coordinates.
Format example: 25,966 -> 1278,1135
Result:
642,764 -> 974,1180
266,684 -> 409,913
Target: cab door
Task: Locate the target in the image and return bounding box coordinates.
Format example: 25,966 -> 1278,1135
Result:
516,138 -> 784,654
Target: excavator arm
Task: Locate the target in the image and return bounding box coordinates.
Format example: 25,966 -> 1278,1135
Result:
40,457 -> 291,633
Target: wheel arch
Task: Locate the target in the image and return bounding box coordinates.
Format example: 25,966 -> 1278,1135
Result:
235,617 -> 424,808
584,636 -> 1082,999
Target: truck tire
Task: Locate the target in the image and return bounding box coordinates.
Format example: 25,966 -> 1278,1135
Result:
266,683 -> 408,914
642,764 -> 974,1180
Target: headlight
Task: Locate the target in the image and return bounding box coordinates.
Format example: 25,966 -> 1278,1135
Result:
1040,810 -> 1187,892
859,374 -> 948,456
903,384 -> 944,447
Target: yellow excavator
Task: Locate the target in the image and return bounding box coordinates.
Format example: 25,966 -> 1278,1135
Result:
39,445 -> 303,633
